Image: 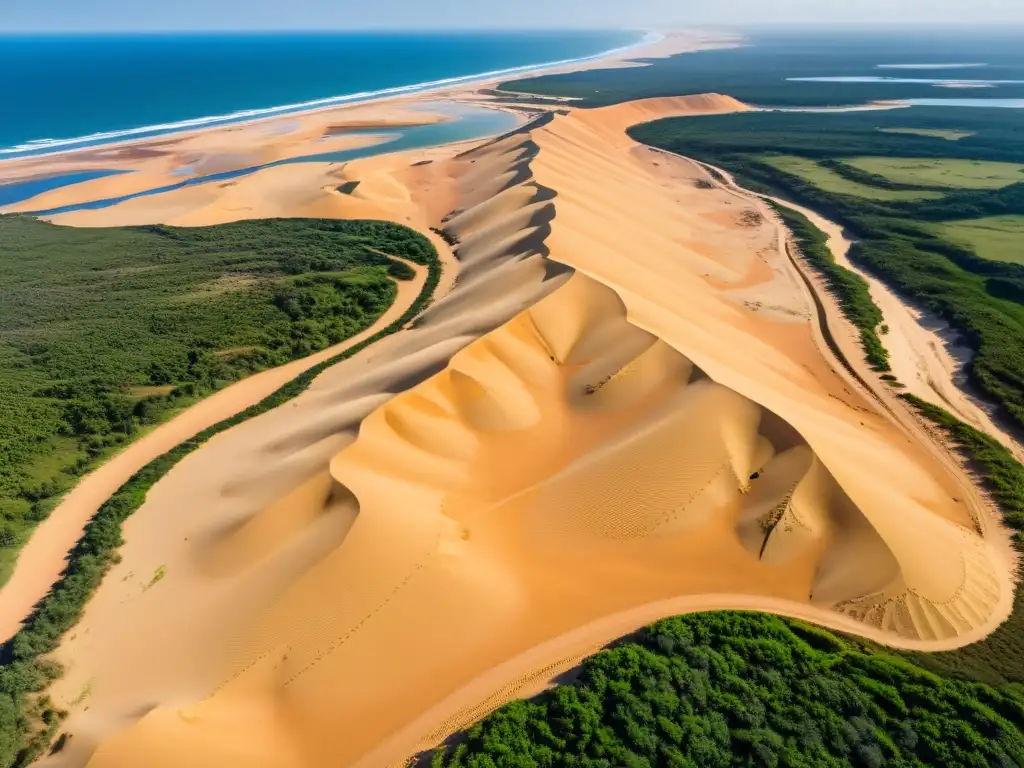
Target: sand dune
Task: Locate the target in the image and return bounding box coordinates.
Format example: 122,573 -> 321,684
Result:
12,94 -> 1012,768
665,155 -> 1024,460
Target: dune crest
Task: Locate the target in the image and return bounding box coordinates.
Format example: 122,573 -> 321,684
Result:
34,96 -> 1013,768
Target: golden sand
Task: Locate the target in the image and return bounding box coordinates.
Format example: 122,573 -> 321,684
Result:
4,92 -> 1006,768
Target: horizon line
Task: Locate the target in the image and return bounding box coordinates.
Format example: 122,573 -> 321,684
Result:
3,21 -> 1024,34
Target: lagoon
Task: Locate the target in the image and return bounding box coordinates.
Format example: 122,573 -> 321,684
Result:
17,102 -> 520,217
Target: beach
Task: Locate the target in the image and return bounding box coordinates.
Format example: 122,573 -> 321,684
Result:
0,28 -> 1017,768
0,30 -> 737,216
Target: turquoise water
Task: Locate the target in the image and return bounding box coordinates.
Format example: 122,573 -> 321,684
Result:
0,31 -> 646,159
0,170 -> 126,207
876,63 -> 987,70
789,77 -> 1024,85
20,102 -> 519,216
905,98 -> 1024,108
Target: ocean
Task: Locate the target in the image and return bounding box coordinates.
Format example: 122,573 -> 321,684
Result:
1,30 -> 646,158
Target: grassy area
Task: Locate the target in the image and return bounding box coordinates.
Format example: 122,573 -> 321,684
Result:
0,215 -> 434,588
0,230 -> 442,767
844,157 -> 1024,190
431,612 -> 1024,768
762,155 -> 943,201
935,215 -> 1024,264
877,127 -> 976,141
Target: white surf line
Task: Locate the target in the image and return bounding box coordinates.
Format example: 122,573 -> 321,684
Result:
0,31 -> 660,161
877,63 -> 989,70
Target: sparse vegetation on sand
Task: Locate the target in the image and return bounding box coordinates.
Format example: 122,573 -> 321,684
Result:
430,612 -> 1024,768
0,225 -> 441,767
0,215 -> 431,586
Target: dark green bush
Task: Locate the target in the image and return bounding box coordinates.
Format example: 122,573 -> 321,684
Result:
432,613 -> 1024,768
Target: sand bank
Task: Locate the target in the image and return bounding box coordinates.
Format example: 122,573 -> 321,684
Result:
0,27 -> 733,192
12,93 -> 1009,768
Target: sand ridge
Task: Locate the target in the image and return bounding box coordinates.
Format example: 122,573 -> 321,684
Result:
11,93 -> 1010,768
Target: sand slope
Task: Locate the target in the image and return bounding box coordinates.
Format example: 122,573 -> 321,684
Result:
22,96 -> 1013,768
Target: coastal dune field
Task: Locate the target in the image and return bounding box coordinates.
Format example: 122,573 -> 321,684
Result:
1,91 -> 1014,767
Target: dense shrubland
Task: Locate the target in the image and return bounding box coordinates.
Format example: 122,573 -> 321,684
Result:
431,612 -> 1024,768
0,215 -> 431,583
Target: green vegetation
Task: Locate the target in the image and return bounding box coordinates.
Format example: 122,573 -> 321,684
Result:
0,226 -> 441,767
628,108 -> 1024,431
145,565 -> 166,590
0,215 -> 432,586
762,156 -> 942,201
844,157 -> 1024,190
770,203 -> 889,370
935,216 -> 1024,264
431,612 -> 1024,768
500,31 -> 1024,109
877,128 -> 976,141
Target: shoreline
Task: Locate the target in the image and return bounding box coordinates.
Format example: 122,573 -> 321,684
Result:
0,29 -> 739,215
0,29 -> 667,165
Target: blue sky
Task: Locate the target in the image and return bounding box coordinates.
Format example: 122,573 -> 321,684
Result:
3,0 -> 1023,31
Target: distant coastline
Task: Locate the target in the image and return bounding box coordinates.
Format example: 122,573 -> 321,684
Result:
0,30 -> 654,161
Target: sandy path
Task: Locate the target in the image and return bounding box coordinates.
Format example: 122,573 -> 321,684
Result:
776,200 -> 1024,460
0,254 -> 431,643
